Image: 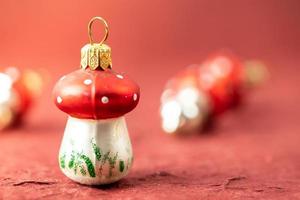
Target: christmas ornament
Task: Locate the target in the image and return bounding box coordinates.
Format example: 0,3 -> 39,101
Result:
0,67 -> 42,130
53,17 -> 140,185
160,66 -> 211,133
197,51 -> 244,115
160,50 -> 267,134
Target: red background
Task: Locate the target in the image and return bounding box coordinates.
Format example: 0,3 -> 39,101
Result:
0,0 -> 300,199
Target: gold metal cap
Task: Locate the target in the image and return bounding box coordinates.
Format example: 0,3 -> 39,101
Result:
81,17 -> 112,70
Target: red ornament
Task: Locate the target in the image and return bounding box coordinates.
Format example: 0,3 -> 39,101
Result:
53,68 -> 140,119
53,17 -> 140,185
0,67 -> 42,130
198,51 -> 244,115
160,50 -> 266,134
160,65 -> 211,133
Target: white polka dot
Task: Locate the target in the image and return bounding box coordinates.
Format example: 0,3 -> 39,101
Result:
101,96 -> 109,104
116,74 -> 123,79
60,75 -> 66,81
57,96 -> 63,104
84,79 -> 92,85
133,93 -> 138,101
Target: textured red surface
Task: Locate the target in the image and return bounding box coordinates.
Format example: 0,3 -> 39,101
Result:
0,0 -> 300,199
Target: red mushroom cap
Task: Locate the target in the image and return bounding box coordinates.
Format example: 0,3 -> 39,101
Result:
198,50 -> 244,115
162,65 -> 200,101
53,68 -> 140,119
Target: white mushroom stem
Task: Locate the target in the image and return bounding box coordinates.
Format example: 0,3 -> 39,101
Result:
161,87 -> 211,134
59,116 -> 133,185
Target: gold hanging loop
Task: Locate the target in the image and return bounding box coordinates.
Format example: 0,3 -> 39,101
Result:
81,16 -> 112,70
88,16 -> 109,45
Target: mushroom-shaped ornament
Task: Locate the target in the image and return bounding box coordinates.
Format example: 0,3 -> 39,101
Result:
160,65 -> 211,134
53,17 -> 140,185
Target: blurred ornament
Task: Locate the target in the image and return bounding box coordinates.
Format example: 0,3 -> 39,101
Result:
198,51 -> 244,115
160,50 -> 267,135
0,67 -> 43,130
160,66 -> 211,134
